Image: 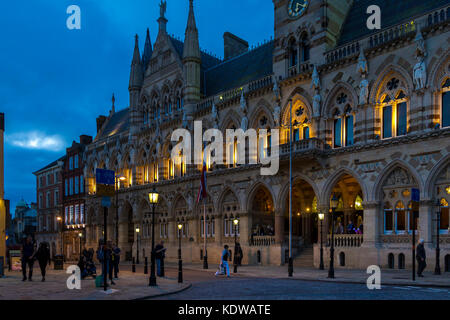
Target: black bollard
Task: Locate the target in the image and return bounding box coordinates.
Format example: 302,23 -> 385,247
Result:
132,257 -> 136,273
144,257 -> 148,274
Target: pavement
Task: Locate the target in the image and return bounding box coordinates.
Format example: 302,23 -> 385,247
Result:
0,266 -> 190,300
165,262 -> 450,288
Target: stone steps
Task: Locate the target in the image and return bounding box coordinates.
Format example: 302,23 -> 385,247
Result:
293,247 -> 314,267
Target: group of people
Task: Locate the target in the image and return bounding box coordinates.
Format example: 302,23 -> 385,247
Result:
334,220 -> 364,235
252,224 -> 274,237
95,241 -> 121,286
21,236 -> 50,282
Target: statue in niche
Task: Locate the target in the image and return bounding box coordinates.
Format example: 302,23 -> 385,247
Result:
311,65 -> 321,91
413,56 -> 427,90
273,104 -> 281,127
312,91 -> 321,118
359,74 -> 369,105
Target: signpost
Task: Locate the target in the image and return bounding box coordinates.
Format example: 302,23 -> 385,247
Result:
411,188 -> 420,281
96,169 -> 115,291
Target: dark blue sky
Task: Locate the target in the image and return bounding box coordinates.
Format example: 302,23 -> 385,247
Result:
0,0 -> 273,215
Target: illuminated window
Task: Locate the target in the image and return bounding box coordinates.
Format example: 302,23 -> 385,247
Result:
442,78 -> 450,128
381,86 -> 408,139
355,195 -> 363,210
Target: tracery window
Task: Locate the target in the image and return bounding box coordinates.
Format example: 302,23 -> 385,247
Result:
381,78 -> 408,139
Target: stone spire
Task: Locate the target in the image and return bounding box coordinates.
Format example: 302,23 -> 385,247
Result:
111,93 -> 115,114
142,28 -> 153,73
129,34 -> 143,91
158,0 -> 168,34
183,0 -> 201,113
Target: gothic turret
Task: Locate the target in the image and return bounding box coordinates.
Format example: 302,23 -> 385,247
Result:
183,0 -> 201,114
142,28 -> 153,74
129,34 -> 143,137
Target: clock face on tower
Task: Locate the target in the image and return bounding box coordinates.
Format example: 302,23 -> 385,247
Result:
287,0 -> 309,19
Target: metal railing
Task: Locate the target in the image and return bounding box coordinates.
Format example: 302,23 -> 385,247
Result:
327,234 -> 363,247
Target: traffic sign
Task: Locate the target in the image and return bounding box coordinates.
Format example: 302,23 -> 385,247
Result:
97,184 -> 115,197
102,197 -> 111,208
96,169 -> 115,186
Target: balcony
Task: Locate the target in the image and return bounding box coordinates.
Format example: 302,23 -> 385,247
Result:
280,138 -> 325,157
327,234 -> 363,248
250,235 -> 276,247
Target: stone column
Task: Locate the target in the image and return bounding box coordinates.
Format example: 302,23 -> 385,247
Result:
168,218 -> 176,246
361,201 -> 379,248
419,200 -> 433,247
118,222 -> 130,260
239,213 -> 250,246
215,215 -> 223,245
274,209 -> 284,244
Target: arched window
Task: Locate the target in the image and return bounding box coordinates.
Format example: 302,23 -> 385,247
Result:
381,80 -> 408,139
441,78 -> 450,128
384,202 -> 393,234
300,33 -> 310,63
395,201 -> 406,234
440,198 -> 449,233
224,214 -> 229,236
289,38 -> 298,68
332,93 -> 354,148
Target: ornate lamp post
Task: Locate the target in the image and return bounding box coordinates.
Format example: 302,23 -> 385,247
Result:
434,199 -> 441,275
135,226 -> 140,264
318,212 -> 325,270
328,194 -> 339,279
233,218 -> 239,273
148,188 -> 159,287
115,175 -> 126,245
78,232 -> 83,260
57,216 -> 63,256
177,223 -> 183,283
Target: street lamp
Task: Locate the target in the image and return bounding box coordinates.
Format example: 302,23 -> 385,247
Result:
115,175 -> 126,246
318,212 -> 325,270
57,216 -> 63,256
78,232 -> 83,260
434,199 -> 441,275
233,219 -> 239,273
135,227 -> 140,265
178,223 -> 183,283
148,188 -> 159,287
328,194 -> 339,278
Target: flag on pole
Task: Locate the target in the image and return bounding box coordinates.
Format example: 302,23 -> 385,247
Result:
197,159 -> 207,204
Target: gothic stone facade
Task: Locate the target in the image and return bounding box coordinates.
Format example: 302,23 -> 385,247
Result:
83,0 -> 450,270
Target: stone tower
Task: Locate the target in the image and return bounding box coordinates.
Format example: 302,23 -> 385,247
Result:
129,34 -> 143,137
182,0 -> 201,116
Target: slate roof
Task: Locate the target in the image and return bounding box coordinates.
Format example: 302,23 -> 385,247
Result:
203,41 -> 274,97
95,108 -> 130,142
337,0 -> 449,46
33,155 -> 66,175
169,36 -> 222,70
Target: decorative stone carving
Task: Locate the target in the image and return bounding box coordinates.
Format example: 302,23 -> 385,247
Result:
159,0 -> 167,18
413,56 -> 427,90
273,104 -> 281,127
312,91 -> 321,118
356,50 -> 368,75
211,101 -> 219,129
359,75 -> 370,105
240,91 -> 248,130
311,65 -> 321,91
385,168 -> 416,186
273,77 -> 280,101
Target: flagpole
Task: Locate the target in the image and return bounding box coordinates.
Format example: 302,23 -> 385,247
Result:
288,99 -> 293,277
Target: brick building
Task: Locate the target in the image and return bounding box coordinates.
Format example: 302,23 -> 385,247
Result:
62,135 -> 92,261
33,156 -> 65,257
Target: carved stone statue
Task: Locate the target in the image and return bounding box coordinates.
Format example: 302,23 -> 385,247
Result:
311,65 -> 321,91
273,78 -> 280,101
211,101 -> 219,129
159,0 -> 167,18
359,75 -> 369,105
356,50 -> 368,75
413,56 -> 427,90
312,91 -> 321,118
241,116 -> 249,131
240,90 -> 247,113
273,104 -> 281,127
155,137 -> 161,157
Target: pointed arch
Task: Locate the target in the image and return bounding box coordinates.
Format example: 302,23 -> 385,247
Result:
370,63 -> 413,104
219,109 -> 241,132
245,180 -> 276,213
320,168 -> 369,207
276,174 -> 320,212
323,81 -> 358,118
249,99 -> 274,129
373,159 -> 423,202
425,154 -> 450,200
429,47 -> 450,90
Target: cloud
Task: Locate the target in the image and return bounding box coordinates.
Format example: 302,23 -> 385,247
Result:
6,131 -> 66,152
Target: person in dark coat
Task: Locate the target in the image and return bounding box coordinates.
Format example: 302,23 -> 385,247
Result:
234,242 -> 243,266
112,243 -> 121,279
416,239 -> 427,277
35,242 -> 51,281
154,241 -> 166,277
21,236 -> 36,281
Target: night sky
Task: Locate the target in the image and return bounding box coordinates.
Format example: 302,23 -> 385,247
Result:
0,0 -> 273,216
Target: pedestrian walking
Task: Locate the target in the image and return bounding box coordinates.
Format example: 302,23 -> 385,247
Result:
154,241 -> 166,277
221,245 -> 231,277
21,236 -> 36,281
34,242 -> 51,282
112,243 -> 121,279
416,239 -> 427,277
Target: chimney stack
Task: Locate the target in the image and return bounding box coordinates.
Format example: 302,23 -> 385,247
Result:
223,32 -> 248,60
